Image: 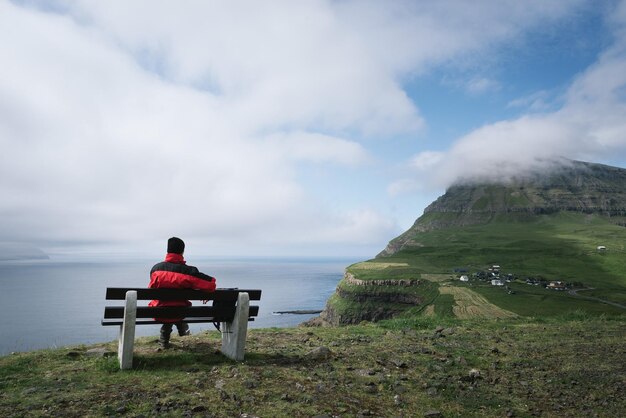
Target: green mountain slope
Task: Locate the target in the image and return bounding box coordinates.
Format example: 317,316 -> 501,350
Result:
321,160 -> 626,324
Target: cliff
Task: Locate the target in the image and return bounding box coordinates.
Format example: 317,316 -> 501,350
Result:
380,160 -> 626,257
319,159 -> 626,325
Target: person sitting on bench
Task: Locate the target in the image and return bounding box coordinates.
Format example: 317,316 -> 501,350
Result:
149,237 -> 216,348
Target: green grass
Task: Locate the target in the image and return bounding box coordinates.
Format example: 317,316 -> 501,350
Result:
432,293 -> 455,317
1,319 -> 624,417
374,212 -> 626,317
472,282 -> 624,317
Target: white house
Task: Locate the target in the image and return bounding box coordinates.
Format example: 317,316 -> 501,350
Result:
491,279 -> 504,286
459,275 -> 469,282
597,245 -> 606,251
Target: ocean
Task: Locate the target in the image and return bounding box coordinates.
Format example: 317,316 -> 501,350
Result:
0,256 -> 358,355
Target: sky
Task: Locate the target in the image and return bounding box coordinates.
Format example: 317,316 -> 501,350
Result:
2,0 -> 626,259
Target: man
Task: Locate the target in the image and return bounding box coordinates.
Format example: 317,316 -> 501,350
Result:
149,237 -> 216,348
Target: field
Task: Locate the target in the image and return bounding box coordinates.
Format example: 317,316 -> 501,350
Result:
437,286 -> 518,319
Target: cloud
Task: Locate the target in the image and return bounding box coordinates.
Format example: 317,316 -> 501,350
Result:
263,132 -> 371,167
392,0 -> 626,190
465,77 -> 500,95
0,0 -> 597,255
507,90 -> 556,111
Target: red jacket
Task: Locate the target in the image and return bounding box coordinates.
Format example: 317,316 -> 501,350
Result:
148,253 -> 216,322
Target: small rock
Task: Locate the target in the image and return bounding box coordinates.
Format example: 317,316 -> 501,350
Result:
394,394 -> 402,405
215,380 -> 226,390
191,405 -> 206,413
424,410 -> 443,417
355,369 -> 375,377
65,351 -> 81,358
21,387 -> 38,395
468,368 -> 481,380
441,327 -> 455,336
85,347 -> 115,358
306,346 -> 332,360
391,358 -> 408,368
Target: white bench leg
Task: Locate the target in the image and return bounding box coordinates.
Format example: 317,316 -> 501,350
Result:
220,292 -> 250,361
118,290 -> 137,370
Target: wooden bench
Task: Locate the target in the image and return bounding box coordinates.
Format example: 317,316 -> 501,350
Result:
102,287 -> 262,369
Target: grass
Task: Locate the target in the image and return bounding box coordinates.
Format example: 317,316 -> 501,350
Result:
437,286 -> 518,319
367,212 -> 626,317
1,318 -> 624,417
461,281 -> 624,317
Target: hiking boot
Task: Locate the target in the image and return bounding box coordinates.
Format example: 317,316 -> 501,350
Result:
159,323 -> 173,348
177,322 -> 191,336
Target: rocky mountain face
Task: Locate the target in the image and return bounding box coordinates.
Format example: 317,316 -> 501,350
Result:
379,160 -> 626,257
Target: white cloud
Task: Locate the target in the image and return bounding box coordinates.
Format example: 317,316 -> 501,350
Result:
507,90 -> 555,111
0,0 -> 599,255
465,77 -> 500,95
264,132 -> 371,167
392,2 -> 626,189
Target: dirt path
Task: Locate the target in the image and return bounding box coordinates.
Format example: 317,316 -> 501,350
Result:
439,286 -> 518,319
568,288 -> 626,309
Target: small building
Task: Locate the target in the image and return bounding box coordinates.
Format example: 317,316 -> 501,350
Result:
597,245 -> 606,251
491,279 -> 504,286
459,275 -> 469,282
547,281 -> 566,290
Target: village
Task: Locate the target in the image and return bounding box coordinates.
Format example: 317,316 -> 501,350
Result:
455,264 -> 583,292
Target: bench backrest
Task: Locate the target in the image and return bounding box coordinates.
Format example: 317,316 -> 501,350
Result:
103,288 -> 262,324
105,287 -> 262,301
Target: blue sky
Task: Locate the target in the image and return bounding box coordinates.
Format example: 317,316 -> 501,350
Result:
2,1 -> 626,259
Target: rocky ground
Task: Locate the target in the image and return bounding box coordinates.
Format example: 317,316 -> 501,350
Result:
0,317 -> 624,417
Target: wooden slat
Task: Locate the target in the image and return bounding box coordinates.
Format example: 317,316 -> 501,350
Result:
103,305 -> 260,320
101,317 -> 256,326
105,287 -> 262,301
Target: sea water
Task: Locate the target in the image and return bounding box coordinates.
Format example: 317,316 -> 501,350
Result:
0,257 -> 359,355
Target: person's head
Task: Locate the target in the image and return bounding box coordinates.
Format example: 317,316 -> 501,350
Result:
167,237 -> 185,254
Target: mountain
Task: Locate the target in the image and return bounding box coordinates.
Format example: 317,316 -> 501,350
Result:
379,160 -> 626,257
317,160 -> 626,325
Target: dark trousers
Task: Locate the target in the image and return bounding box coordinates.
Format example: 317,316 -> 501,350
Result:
159,321 -> 190,345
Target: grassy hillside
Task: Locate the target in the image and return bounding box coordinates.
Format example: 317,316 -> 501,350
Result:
1,317 -> 624,417
333,212 -> 626,321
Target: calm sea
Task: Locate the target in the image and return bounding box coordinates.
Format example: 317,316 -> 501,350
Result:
0,257 -> 359,355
